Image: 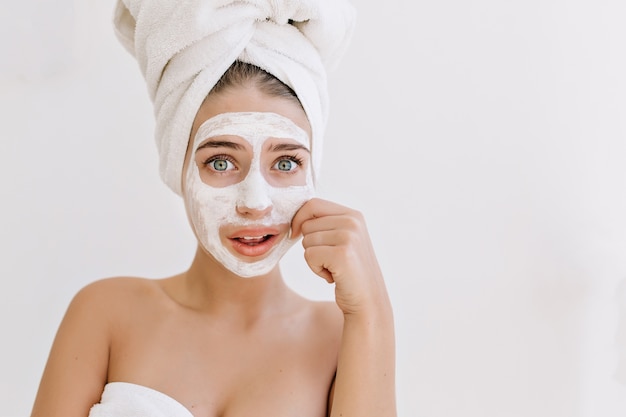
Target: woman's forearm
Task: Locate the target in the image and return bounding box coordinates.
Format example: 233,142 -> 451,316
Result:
331,298 -> 397,417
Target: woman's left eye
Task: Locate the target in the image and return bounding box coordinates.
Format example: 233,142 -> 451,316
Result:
273,158 -> 300,172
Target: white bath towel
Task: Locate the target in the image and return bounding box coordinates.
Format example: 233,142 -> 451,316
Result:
113,0 -> 356,195
89,382 -> 192,417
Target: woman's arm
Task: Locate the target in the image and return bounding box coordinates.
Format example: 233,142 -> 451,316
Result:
30,281 -> 111,417
330,296 -> 396,417
292,198 -> 397,417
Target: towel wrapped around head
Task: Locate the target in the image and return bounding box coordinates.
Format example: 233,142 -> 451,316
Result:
113,0 -> 356,195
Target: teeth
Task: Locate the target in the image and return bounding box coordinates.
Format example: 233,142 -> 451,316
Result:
241,236 -> 265,240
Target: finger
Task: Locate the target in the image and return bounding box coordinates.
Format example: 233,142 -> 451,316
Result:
300,213 -> 362,237
303,246 -> 337,283
291,198 -> 350,237
301,229 -> 350,249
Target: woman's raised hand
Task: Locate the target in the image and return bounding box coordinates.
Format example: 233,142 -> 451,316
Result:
291,198 -> 387,316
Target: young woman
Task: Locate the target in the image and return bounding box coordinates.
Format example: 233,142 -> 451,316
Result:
31,2 -> 396,417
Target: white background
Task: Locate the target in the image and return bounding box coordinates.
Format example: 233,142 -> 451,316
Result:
2,1 -> 626,416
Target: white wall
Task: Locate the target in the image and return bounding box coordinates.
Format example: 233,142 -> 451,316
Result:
2,1 -> 626,416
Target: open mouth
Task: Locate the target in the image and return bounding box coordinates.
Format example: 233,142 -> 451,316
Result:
228,231 -> 281,258
225,226 -> 284,258
233,234 -> 275,246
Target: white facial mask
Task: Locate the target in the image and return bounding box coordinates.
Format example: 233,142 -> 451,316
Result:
184,112 -> 315,278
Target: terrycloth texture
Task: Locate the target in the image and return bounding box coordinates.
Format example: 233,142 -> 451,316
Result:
89,382 -> 193,417
113,0 -> 356,195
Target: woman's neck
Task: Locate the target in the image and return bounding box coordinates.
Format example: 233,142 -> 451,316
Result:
169,246 -> 299,326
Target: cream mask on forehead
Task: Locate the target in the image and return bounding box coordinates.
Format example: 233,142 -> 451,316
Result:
184,112 -> 315,278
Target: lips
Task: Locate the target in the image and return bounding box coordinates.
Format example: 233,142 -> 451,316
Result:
234,235 -> 272,245
227,227 -> 283,258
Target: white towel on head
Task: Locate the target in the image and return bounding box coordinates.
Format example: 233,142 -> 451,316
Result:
113,0 -> 356,195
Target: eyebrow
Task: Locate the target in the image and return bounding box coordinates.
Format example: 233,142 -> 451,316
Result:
195,139 -> 245,152
267,143 -> 310,153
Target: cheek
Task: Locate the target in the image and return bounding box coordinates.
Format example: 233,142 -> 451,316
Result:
268,183 -> 316,222
184,164 -> 240,227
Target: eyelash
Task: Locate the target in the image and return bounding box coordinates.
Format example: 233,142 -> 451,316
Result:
276,155 -> 304,166
203,154 -> 237,171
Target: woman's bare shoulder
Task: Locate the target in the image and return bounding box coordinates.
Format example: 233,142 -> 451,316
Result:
68,276 -> 170,322
79,275 -> 162,292
307,300 -> 344,336
74,276 -> 164,302
311,300 -> 343,319
29,276 -> 164,417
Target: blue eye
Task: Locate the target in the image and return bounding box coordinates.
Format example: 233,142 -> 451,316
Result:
276,159 -> 295,171
207,158 -> 235,172
273,157 -> 302,172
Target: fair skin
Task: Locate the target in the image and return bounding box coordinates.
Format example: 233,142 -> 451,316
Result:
30,83 -> 396,417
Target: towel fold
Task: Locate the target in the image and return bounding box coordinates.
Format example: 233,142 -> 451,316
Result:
114,0 -> 356,195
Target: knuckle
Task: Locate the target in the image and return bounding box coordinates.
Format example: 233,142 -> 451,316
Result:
350,208 -> 364,221
344,213 -> 363,231
340,228 -> 360,246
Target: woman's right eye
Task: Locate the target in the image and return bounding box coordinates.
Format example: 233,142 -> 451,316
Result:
205,157 -> 236,172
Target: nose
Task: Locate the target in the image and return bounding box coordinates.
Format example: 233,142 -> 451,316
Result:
236,203 -> 272,219
235,170 -> 273,219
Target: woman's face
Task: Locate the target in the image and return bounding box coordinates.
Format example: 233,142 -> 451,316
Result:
183,84 -> 314,277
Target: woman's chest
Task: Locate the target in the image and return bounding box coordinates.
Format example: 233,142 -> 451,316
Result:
90,381 -> 330,417
106,313 -> 338,417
